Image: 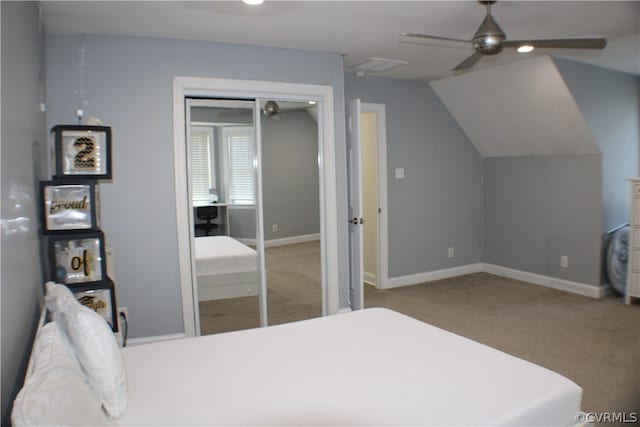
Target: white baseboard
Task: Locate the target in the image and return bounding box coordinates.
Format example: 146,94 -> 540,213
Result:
127,333 -> 186,347
382,262 -> 609,299
384,263 -> 483,289
364,271 -> 377,286
480,263 -> 611,298
235,234 -> 320,248
264,233 -> 320,248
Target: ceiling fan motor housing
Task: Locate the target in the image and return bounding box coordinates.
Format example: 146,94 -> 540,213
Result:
473,11 -> 506,55
473,35 -> 505,55
263,100 -> 279,117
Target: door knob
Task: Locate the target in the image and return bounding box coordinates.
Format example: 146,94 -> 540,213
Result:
348,217 -> 358,224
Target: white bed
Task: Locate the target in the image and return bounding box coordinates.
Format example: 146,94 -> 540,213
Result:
118,308 -> 583,426
194,235 -> 258,301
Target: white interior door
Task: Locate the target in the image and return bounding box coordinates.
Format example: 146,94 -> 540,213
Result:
347,99 -> 364,310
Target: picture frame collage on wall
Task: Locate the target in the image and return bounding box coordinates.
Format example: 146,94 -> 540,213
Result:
40,125 -> 119,332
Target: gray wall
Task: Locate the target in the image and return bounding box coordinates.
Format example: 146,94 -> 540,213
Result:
483,155 -> 603,285
46,34 -> 348,338
554,58 -> 640,232
193,109 -> 320,241
228,208 -> 256,240
345,75 -> 483,277
1,2 -> 48,422
262,110 -> 320,241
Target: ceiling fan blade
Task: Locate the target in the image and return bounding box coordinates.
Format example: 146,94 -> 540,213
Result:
504,38 -> 607,50
452,52 -> 483,71
401,33 -> 471,44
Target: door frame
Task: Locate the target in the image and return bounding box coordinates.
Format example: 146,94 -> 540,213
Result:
347,99 -> 363,309
361,102 -> 389,289
173,76 -> 339,337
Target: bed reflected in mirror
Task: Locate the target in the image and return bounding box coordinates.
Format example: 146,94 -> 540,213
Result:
187,98 -> 261,335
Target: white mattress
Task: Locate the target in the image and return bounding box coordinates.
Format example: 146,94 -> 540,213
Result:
194,235 -> 257,276
118,308 -> 582,426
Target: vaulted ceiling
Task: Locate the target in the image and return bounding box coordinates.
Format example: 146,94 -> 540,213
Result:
431,56 -> 600,157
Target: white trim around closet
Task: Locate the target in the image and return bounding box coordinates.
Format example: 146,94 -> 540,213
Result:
173,76 -> 339,338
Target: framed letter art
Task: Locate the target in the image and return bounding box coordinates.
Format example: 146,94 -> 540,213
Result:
72,280 -> 119,332
52,125 -> 112,180
47,231 -> 107,286
39,180 -> 99,233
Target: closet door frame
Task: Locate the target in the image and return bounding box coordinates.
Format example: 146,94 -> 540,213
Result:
173,76 -> 338,337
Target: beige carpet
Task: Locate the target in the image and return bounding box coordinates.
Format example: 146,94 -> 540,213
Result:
199,241 -> 322,335
199,241 -> 640,421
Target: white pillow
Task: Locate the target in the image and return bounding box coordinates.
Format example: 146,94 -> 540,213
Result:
44,281 -> 76,324
12,322 -> 111,426
64,302 -> 128,417
44,281 -> 128,418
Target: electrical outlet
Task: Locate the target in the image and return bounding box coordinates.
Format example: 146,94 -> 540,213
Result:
119,307 -> 128,319
561,256 -> 569,268
448,247 -> 455,258
272,224 -> 278,233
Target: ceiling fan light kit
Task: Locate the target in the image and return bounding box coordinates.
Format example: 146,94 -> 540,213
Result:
517,45 -> 535,54
402,0 -> 606,72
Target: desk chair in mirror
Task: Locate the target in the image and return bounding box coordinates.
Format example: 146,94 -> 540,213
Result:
195,206 -> 219,237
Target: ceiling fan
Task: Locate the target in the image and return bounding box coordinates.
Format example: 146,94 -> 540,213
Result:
262,100 -> 281,121
402,0 -> 607,72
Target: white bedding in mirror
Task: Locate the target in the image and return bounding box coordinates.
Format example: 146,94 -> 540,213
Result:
194,235 -> 259,301
194,235 -> 257,276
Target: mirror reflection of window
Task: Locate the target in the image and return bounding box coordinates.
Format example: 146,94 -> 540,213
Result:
190,126 -> 215,206
223,126 -> 255,206
188,98 -> 260,337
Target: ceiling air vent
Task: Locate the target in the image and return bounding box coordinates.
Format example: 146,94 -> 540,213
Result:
353,57 -> 408,76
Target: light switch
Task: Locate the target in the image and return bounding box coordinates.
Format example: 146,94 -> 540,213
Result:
395,168 -> 405,179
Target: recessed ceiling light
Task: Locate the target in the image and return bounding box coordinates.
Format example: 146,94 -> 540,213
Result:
517,45 -> 535,53
308,101 -> 317,105
242,0 -> 264,5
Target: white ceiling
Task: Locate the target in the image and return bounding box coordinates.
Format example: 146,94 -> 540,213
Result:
39,1 -> 640,81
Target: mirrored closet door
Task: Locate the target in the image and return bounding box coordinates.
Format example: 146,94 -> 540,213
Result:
258,99 -> 322,326
186,97 -> 323,336
186,98 -> 262,335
